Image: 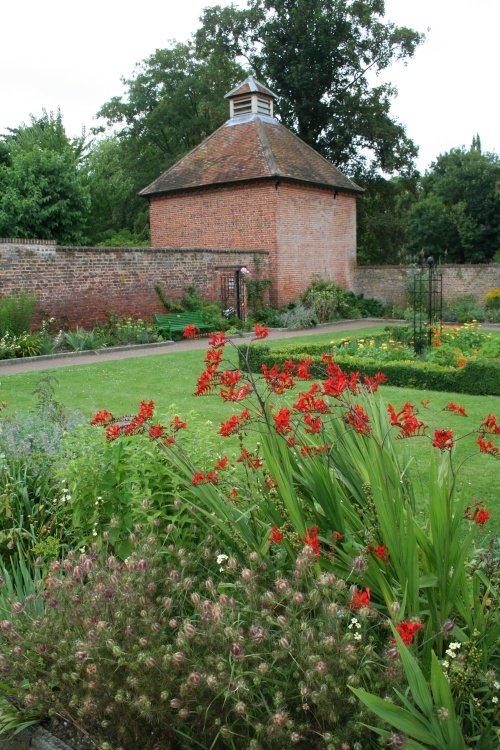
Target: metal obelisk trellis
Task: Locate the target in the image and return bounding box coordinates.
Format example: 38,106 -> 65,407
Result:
412,257 -> 443,353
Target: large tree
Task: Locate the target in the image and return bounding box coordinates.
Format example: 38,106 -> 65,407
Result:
0,111 -> 89,243
196,0 -> 423,176
93,42 -> 246,243
407,144 -> 500,263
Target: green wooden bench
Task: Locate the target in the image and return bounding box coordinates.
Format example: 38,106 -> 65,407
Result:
154,312 -> 215,339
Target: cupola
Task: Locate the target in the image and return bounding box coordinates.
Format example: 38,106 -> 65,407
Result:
224,75 -> 278,119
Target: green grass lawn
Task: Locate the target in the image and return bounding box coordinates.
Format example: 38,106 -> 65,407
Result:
1,325 -> 498,531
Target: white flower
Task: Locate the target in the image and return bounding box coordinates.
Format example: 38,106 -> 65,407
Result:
354,633 -> 362,641
442,660 -> 449,669
494,681 -> 500,690
216,554 -> 228,565
492,696 -> 498,704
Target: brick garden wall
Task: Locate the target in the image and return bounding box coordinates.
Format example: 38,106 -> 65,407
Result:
353,264 -> 500,308
0,242 -> 269,327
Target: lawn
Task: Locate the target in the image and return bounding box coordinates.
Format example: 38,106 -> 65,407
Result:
1,324 -> 498,530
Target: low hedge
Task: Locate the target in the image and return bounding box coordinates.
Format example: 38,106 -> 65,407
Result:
239,344 -> 500,396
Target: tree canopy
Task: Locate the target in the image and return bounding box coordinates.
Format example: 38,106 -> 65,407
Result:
0,111 -> 89,243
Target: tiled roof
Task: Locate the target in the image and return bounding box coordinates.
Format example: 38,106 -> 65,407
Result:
224,76 -> 278,100
139,115 -> 363,197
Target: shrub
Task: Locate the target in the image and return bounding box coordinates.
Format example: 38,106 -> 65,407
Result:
485,288 -> 500,310
3,532 -> 399,750
278,305 -> 317,329
64,327 -> 103,352
0,291 -> 37,336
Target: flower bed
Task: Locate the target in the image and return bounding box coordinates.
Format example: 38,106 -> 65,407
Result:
1,326 -> 498,748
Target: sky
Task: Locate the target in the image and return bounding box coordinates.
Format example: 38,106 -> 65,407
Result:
1,0 -> 499,173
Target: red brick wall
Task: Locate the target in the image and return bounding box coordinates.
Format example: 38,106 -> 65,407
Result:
149,181 -> 278,250
0,243 -> 268,328
275,183 -> 357,306
353,264 -> 500,307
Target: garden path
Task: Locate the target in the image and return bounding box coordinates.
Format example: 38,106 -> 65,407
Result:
0,319 -> 398,376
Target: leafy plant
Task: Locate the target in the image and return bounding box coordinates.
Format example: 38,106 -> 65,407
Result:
0,291 -> 37,336
63,327 -> 103,351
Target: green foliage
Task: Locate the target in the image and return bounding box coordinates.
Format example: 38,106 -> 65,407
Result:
0,291 -> 37,336
0,111 -> 89,243
197,0 -> 422,176
278,304 -> 318,328
63,327 -> 103,352
243,276 -> 272,316
407,146 -> 500,263
2,532 -> 398,749
485,288 -> 500,310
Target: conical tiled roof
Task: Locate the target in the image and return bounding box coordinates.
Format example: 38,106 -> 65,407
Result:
140,81 -> 362,197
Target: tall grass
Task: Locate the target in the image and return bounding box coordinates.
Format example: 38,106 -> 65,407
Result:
0,291 -> 37,336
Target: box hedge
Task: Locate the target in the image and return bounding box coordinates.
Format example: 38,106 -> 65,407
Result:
239,344 -> 500,396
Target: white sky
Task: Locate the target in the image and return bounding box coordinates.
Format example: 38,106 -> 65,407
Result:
1,0 -> 499,173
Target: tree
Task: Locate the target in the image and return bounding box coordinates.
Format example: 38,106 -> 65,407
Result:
0,111 -> 89,243
94,42 -> 246,238
407,144 -> 500,263
196,0 -> 423,176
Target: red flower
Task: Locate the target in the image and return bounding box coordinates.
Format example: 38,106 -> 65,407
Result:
348,371 -> 360,394
105,424 -> 121,441
370,544 -> 389,563
273,408 -> 292,435
219,408 -> 251,437
302,526 -> 321,556
137,400 -> 154,422
432,429 -> 454,451
477,435 -> 500,456
163,435 -> 176,446
214,456 -> 228,470
475,508 -> 490,525
148,424 -> 164,439
205,471 -> 219,484
183,324 -> 199,338
254,323 -> 269,339
444,402 -> 467,417
270,526 -> 284,543
349,587 -> 370,610
480,414 -> 500,435
220,384 -> 252,402
227,487 -> 239,502
363,372 -> 387,393
208,331 -> 226,348
219,369 -> 240,386
171,416 -> 187,431
392,621 -> 423,645
296,357 -> 313,380
262,364 -> 295,394
304,414 -> 322,434
343,405 -> 372,435
236,448 -> 263,469
91,409 -> 114,425
191,472 -> 205,485
293,384 -> 330,414
205,348 -> 223,368
388,402 -> 426,438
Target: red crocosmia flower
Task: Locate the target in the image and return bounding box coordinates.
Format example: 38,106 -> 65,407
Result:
392,621 -> 424,645
321,353 -> 335,364
163,435 -> 176,446
421,399 -> 431,408
475,508 -> 490,525
349,587 -> 370,610
371,545 -> 389,563
205,348 -> 223,368
270,525 -> 284,543
191,472 -> 205,485
331,531 -> 343,542
105,424 -> 121,441
300,444 -> 312,457
214,456 -> 228,470
220,369 -> 240,386
304,414 -> 322,434
208,332 -> 226,348
388,402 -> 426,438
220,384 -> 252,402
254,323 -> 269,339
183,324 -> 199,338
322,365 -> 348,398
363,371 -> 387,393
194,369 -> 215,396
348,371 -> 360,394
343,405 -> 372,435
444,402 -> 467,417
219,408 -> 251,437
205,471 -> 218,484
286,436 -> 299,447
296,357 -> 313,380
137,400 -> 154,422
261,364 -> 295,394
171,416 -> 187,431
480,414 -> 500,434
91,409 -> 114,425
148,424 -> 164,439
477,436 -> 499,457
273,407 -> 292,435
302,526 -> 320,556
227,487 -> 239,502
433,429 -> 454,451
293,384 -> 330,414
237,448 -> 263,469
